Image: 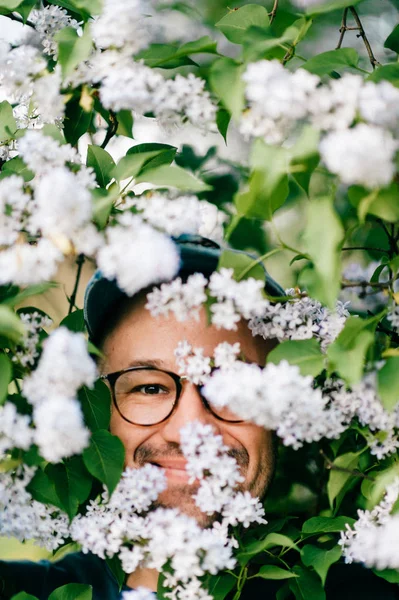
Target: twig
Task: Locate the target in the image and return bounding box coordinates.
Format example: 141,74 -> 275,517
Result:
341,246 -> 390,254
7,12 -> 35,28
336,7 -> 349,49
268,0 -> 279,25
349,7 -> 380,69
341,279 -> 392,290
335,6 -> 380,69
320,450 -> 374,481
68,254 -> 85,315
101,111 -> 118,149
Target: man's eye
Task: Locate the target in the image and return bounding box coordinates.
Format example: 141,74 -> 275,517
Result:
133,384 -> 168,395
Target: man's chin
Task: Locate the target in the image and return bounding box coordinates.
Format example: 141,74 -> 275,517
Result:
154,485 -> 216,528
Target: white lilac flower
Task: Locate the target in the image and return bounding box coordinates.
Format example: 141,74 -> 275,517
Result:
145,274 -> 208,322
33,397 -> 90,463
97,214 -> 180,297
0,175 -> 31,246
132,193 -> 225,239
174,342 -> 212,385
0,403 -> 33,458
387,304 -> 399,329
240,60 -> 319,143
249,289 -> 349,349
359,80 -> 399,133
122,588 -> 157,600
18,130 -> 81,173
340,478 -> 399,568
92,0 -> 149,53
0,44 -> 46,101
0,239 -> 63,286
309,74 -> 362,131
319,124 -> 397,189
32,69 -> 65,123
213,342 -> 241,369
0,466 -> 69,550
23,327 -> 97,405
102,464 -> 167,514
30,5 -> 79,57
13,312 -> 53,368
28,167 -> 93,239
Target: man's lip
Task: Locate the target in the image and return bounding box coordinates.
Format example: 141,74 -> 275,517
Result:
151,459 -> 188,471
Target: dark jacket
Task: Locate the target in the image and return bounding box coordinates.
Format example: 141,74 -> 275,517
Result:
0,552 -> 398,599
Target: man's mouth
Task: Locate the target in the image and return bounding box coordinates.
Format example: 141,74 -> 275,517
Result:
150,459 -> 192,483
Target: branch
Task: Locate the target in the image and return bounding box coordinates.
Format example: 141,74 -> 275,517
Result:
341,246 -> 390,254
268,0 -> 279,25
8,11 -> 35,28
336,7 -> 349,49
101,111 -> 119,150
320,450 -> 374,481
341,279 -> 392,290
335,6 -> 380,69
68,254 -> 85,315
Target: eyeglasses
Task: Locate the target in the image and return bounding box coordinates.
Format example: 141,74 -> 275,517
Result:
101,366 -> 244,426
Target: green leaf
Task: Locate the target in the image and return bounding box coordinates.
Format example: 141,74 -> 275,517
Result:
176,35 -> 218,56
87,145 -> 116,188
301,545 -> 342,585
302,49 -> 359,76
106,555 -> 125,591
11,593 -> 39,600
26,468 -> 64,510
207,573 -> 236,600
0,305 -> 24,343
112,143 -> 177,181
300,197 -> 344,308
289,565 -> 326,600
1,156 -> 34,182
216,108 -> 230,143
0,100 -> 17,143
48,584 -> 92,600
83,429 -> 125,495
327,451 -> 361,508
91,187 -> 117,229
327,313 -> 381,385
46,458 -> 92,520
218,249 -> 266,282
368,64 -> 399,88
377,357 -> 399,412
267,339 -> 325,377
289,126 -> 320,195
348,184 -> 399,223
55,25 -> 92,79
14,0 -> 36,22
242,18 -> 311,62
135,44 -> 198,68
42,124 -> 66,145
256,566 -> 299,580
116,110 -> 134,138
302,516 -> 355,534
135,164 -> 211,192
78,380 -> 111,432
60,309 -> 86,333
209,58 -> 245,121
385,25 -> 399,54
373,568 -> 399,583
305,0 -> 363,15
0,354 -> 12,405
63,97 -> 93,146
216,5 -> 269,44
235,139 -> 289,220
237,532 -> 299,564
0,0 -> 23,10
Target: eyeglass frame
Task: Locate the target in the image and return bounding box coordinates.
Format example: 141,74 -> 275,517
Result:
100,365 -> 244,426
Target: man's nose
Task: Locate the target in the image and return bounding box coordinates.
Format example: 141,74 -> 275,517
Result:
159,381 -> 221,443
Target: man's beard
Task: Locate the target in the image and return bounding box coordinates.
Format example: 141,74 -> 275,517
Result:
134,441 -> 268,528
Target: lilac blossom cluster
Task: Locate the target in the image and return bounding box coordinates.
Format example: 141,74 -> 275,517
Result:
241,61 -> 399,188
340,478 -> 399,568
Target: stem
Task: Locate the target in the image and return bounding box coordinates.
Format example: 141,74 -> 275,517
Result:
237,248 -> 281,281
268,0 -> 279,25
336,7 -> 349,49
232,566 -> 248,600
8,12 -> 35,28
101,111 -> 118,149
320,449 -> 374,481
341,246 -> 390,254
341,279 -> 393,289
349,6 -> 380,69
68,254 -> 85,315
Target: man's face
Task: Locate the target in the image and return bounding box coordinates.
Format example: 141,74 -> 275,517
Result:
102,293 -> 276,526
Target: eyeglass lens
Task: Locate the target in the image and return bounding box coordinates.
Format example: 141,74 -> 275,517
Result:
113,368 -> 241,425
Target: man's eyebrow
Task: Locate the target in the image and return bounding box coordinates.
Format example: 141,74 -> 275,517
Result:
124,358 -> 167,369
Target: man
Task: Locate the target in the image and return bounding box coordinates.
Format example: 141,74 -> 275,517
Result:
0,236 -> 398,599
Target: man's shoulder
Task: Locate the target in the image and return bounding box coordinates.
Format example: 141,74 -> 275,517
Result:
0,551 -> 120,599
